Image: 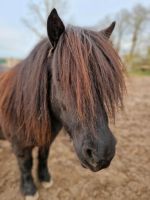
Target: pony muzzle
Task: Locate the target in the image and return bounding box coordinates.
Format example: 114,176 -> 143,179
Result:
81,138 -> 116,172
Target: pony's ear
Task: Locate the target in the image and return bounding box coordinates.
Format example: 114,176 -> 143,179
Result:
47,8 -> 65,47
100,21 -> 116,39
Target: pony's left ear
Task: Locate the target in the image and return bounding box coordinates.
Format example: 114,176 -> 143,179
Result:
100,21 -> 116,39
47,8 -> 65,47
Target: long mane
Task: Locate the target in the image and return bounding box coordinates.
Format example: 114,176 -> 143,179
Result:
0,25 -> 126,146
0,39 -> 51,146
52,26 -> 126,123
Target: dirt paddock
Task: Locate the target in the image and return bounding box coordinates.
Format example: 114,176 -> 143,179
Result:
0,76 -> 150,200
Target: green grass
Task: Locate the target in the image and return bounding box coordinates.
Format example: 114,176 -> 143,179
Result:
129,69 -> 150,76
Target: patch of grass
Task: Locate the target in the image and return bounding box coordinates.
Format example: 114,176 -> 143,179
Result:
128,69 -> 150,76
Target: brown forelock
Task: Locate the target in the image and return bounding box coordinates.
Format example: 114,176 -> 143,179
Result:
52,26 -> 126,125
0,39 -> 52,146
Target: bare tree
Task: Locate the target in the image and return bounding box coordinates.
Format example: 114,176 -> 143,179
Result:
97,4 -> 150,59
114,9 -> 130,53
128,4 -> 150,57
95,10 -> 130,54
22,0 -> 68,38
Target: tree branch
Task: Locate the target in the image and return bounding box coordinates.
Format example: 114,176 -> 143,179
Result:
22,18 -> 44,38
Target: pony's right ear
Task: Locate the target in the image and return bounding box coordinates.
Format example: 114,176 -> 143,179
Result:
47,8 -> 65,47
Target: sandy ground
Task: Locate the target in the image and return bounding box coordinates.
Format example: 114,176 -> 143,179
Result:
0,76 -> 150,200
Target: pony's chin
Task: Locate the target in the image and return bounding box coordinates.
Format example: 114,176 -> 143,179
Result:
81,162 -> 102,172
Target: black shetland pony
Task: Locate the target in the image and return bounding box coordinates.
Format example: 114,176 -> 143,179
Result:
0,9 -> 126,200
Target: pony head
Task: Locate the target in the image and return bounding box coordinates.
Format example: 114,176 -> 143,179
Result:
47,9 -> 125,172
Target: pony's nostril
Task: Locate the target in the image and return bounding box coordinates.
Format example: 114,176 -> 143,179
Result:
86,148 -> 93,159
84,147 -> 99,162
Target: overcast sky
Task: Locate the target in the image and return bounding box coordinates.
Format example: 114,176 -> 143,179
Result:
0,0 -> 149,58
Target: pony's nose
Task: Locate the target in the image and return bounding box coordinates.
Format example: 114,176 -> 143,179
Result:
83,146 -> 114,169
